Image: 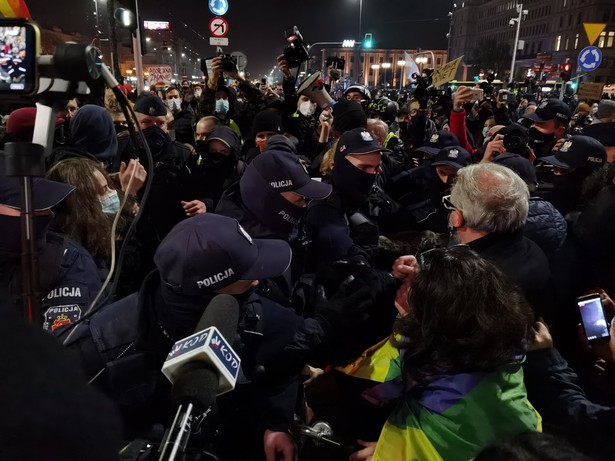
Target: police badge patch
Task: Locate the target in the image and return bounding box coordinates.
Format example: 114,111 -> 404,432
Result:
43,305 -> 82,332
560,140 -> 573,152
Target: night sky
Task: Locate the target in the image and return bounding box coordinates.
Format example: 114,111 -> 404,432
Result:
26,0 -> 452,77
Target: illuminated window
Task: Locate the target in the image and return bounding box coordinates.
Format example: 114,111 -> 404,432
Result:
608,31 -> 615,48
575,33 -> 579,49
555,35 -> 561,51
598,31 -> 606,48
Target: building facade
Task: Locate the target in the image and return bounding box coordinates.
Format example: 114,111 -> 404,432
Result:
318,47 -> 448,88
448,0 -> 615,84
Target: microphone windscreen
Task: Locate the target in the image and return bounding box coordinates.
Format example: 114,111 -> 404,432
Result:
171,362 -> 219,412
195,294 -> 240,341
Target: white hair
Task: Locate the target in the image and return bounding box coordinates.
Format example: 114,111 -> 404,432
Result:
450,163 -> 529,233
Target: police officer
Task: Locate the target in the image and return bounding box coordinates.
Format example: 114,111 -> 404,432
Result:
0,176 -> 102,333
216,149 -> 332,306
66,213 -> 375,460
304,127 -> 397,292
216,149 -> 332,241
521,98 -> 572,159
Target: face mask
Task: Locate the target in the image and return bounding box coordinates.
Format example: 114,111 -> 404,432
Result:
168,98 -> 182,112
331,155 -> 378,209
194,90 -> 202,98
528,127 -> 556,158
216,99 -> 230,115
142,125 -> 171,158
100,190 -> 120,214
240,166 -> 306,235
255,138 -> 267,153
299,101 -> 316,117
196,140 -> 236,170
482,126 -> 490,138
0,214 -> 52,255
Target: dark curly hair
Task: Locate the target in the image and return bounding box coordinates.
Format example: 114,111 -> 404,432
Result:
393,246 -> 534,384
46,158 -> 113,264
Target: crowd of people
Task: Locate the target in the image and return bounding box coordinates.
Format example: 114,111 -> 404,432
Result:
1,51 -> 615,461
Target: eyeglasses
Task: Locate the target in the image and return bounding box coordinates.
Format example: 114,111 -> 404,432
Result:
442,195 -> 456,211
416,244 -> 470,269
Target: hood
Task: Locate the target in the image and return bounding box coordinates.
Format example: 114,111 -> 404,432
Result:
69,105 -> 118,165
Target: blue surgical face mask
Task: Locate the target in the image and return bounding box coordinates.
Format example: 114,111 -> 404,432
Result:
216,98 -> 230,115
482,126 -> 490,138
100,190 -> 120,214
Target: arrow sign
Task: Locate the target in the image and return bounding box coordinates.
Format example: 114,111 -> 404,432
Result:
578,46 -> 603,72
209,16 -> 229,38
209,0 -> 229,16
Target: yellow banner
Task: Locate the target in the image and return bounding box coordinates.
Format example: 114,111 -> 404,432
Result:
431,56 -> 463,88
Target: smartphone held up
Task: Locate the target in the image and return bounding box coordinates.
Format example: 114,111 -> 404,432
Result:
578,293 -> 610,343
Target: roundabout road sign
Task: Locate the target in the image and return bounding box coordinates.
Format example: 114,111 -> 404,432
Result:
578,46 -> 602,72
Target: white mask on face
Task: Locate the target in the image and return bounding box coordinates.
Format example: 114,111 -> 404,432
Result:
299,101 -> 316,117
194,89 -> 202,98
168,97 -> 182,112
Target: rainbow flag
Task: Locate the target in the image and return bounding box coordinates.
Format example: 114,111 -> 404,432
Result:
373,363 -> 541,461
336,337 -> 403,383
0,0 -> 32,19
0,0 -> 31,18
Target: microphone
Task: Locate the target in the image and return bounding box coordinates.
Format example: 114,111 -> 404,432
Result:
158,294 -> 240,461
162,294 -> 241,397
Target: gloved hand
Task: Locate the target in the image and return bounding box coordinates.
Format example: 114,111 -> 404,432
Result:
312,280 -> 377,335
333,254 -> 371,277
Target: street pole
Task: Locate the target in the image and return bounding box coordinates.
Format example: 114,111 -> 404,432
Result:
107,0 -> 121,80
132,0 -> 144,92
509,3 -> 523,84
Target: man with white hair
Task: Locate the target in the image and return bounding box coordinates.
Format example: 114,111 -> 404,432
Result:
395,163 -> 551,316
444,163 -> 551,315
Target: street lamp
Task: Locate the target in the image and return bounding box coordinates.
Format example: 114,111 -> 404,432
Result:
372,63 -> 380,86
381,62 -> 391,87
416,56 -> 428,71
397,60 -> 406,90
509,4 -> 528,83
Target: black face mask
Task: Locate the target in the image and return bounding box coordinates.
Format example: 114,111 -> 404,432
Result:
240,166 -> 306,236
0,214 -> 52,256
195,141 -> 236,169
528,127 -> 556,158
331,155 -> 378,209
142,125 -> 171,159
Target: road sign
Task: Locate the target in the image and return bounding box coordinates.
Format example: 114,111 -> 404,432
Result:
209,17 -> 229,38
210,37 -> 229,46
578,46 -> 602,72
209,0 -> 229,16
230,51 -> 247,72
583,23 -> 606,46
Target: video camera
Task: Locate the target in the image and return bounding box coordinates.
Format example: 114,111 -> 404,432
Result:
219,52 -> 237,73
283,26 -> 310,69
325,56 -> 345,81
502,124 -> 529,154
411,69 -> 437,105
0,18 -> 135,326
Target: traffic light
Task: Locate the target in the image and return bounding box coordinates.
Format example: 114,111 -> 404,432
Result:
559,62 -> 572,82
363,33 -> 373,49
